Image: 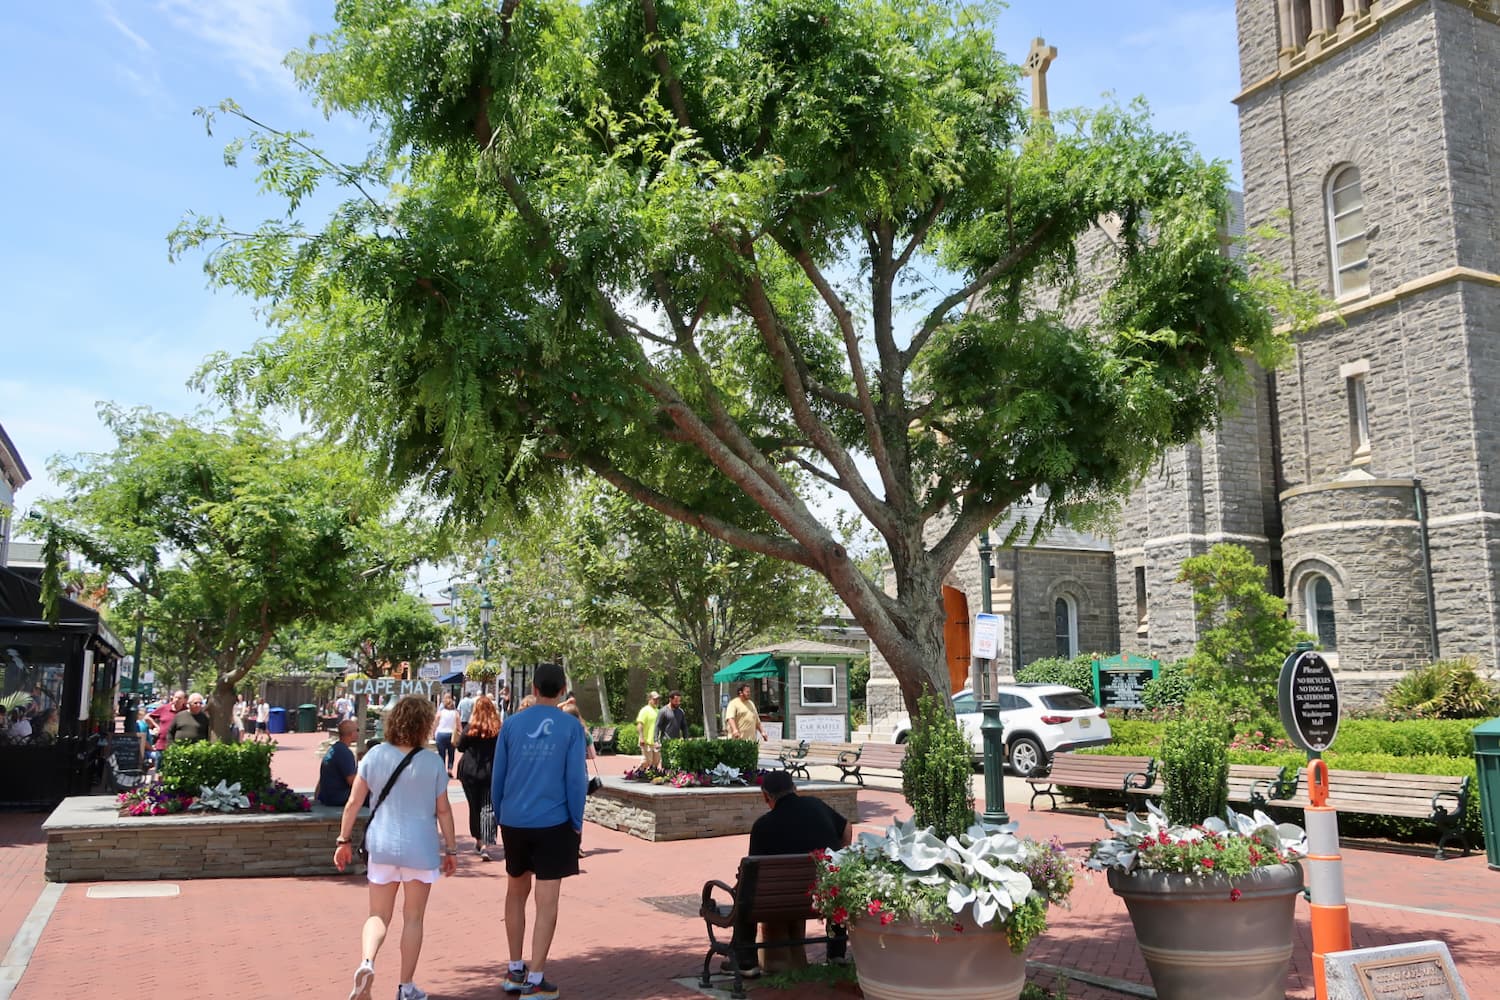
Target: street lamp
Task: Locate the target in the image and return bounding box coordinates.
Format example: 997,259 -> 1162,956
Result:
479,593 -> 493,662
977,529 -> 1009,826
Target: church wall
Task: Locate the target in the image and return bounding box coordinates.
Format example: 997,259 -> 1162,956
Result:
1008,548 -> 1117,670
1434,2 -> 1500,271
1236,0 -> 1282,89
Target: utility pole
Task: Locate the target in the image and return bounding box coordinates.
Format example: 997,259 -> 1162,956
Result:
977,529 -> 1009,825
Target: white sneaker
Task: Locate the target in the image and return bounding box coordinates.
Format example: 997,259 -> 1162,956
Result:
397,985 -> 428,1000
349,961 -> 374,1000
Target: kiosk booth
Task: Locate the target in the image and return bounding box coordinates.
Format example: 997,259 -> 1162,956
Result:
713,640 -> 862,743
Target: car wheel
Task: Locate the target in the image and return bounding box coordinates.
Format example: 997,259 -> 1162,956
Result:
1008,736 -> 1044,777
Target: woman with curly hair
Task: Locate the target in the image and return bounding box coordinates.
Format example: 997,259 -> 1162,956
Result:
456,694 -> 501,860
335,694 -> 457,1000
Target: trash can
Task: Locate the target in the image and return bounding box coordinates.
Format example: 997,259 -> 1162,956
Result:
297,704 -> 319,734
266,706 -> 288,735
1474,717 -> 1500,871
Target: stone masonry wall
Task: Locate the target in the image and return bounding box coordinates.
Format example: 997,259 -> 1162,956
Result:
44,797 -> 369,883
583,781 -> 858,842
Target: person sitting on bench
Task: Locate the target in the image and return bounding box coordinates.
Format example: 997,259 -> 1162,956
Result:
738,770 -> 853,976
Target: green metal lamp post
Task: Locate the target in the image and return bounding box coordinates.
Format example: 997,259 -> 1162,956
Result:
977,529 -> 1010,825
479,593 -> 493,663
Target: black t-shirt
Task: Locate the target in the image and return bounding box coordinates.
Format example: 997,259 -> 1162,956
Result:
656,705 -> 687,739
748,793 -> 848,857
168,711 -> 212,745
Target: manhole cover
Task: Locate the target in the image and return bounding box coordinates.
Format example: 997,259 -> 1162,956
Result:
86,884 -> 180,899
643,894 -> 702,918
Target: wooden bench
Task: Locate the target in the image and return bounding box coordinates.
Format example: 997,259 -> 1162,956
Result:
1260,768 -> 1472,859
1225,763 -> 1299,810
771,740 -> 809,777
783,742 -> 852,780
700,854 -> 838,999
836,742 -> 907,787
590,726 -> 618,754
1024,753 -> 1158,811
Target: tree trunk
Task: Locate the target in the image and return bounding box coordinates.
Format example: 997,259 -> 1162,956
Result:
883,570 -> 954,714
209,676 -> 239,743
698,655 -> 720,739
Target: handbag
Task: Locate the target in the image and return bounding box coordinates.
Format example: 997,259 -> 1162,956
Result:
479,802 -> 498,846
587,752 -> 604,796
357,746 -> 423,862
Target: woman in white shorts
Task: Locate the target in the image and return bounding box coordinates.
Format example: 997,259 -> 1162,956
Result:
335,695 -> 457,1000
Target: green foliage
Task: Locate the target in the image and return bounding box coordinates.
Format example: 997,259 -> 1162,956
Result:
1141,659 -> 1195,709
900,692 -> 975,839
662,738 -> 758,775
1178,545 -> 1313,715
1384,659 -> 1500,720
614,722 -> 640,756
1159,699 -> 1229,825
1016,653 -> 1098,698
846,656 -> 871,704
342,593 -> 447,674
1090,717 -> 1481,760
175,0 -> 1319,714
160,740 -> 275,795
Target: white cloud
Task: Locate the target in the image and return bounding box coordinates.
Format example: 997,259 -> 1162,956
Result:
155,0 -> 311,88
99,0 -> 153,52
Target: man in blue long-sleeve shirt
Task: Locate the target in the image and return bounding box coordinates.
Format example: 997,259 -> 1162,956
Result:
491,661 -> 587,999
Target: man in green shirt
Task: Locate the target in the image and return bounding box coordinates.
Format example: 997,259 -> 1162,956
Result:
635,692 -> 661,768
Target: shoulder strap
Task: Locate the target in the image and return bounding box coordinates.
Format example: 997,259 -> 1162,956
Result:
367,747 -> 423,820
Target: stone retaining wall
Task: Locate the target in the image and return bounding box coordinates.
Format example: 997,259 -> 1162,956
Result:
43,795 -> 369,883
583,778 -> 858,842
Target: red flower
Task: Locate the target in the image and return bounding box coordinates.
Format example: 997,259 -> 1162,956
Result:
828,886 -> 839,898
867,900 -> 883,916
879,912 -> 895,926
1200,858 -> 1215,869
952,922 -> 965,933
1229,887 -> 1243,902
832,907 -> 849,924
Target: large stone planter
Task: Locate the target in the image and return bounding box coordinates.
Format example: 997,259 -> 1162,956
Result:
847,914 -> 1026,1000
583,777 -> 857,841
1107,862 -> 1303,1000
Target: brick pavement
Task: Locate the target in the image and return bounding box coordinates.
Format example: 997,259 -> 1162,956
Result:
2,733 -> 1497,1000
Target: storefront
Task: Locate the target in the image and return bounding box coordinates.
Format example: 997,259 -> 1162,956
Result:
1,567 -> 126,807
713,640 -> 861,743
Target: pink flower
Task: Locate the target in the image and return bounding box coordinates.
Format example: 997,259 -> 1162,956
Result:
867,900 -> 883,916
1229,887 -> 1243,902
832,907 -> 849,924
879,912 -> 895,926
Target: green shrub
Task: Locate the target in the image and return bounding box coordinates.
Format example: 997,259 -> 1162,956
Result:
1385,659 -> 1500,719
160,740 -> 274,794
1016,653 -> 1098,698
1141,660 -> 1194,709
900,692 -> 975,839
662,738 -> 758,774
1159,700 -> 1229,825
1104,719 -> 1166,750
1328,718 -> 1476,757
614,722 -> 640,755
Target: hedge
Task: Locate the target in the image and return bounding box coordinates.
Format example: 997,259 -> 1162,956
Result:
615,722 -> 640,755
662,738 -> 759,774
160,740 -> 274,795
1085,717 -> 1480,759
1015,653 -> 1100,699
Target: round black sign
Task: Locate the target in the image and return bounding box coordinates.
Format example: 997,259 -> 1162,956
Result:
1278,649 -> 1341,753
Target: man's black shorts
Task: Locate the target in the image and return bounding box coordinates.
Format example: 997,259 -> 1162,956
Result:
501,822 -> 580,880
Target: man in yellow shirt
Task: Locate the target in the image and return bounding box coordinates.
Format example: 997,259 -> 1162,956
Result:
635,691 -> 661,768
723,683 -> 766,742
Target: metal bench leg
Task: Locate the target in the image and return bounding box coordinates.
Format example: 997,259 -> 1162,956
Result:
1433,810 -> 1469,860
1028,784 -> 1054,811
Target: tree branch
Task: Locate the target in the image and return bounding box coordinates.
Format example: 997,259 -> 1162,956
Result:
641,0 -> 692,130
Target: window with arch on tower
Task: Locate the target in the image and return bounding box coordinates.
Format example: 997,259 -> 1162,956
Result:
1304,575 -> 1337,651
1054,596 -> 1078,658
1326,165 -> 1370,298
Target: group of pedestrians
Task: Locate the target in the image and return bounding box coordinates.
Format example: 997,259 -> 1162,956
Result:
334,663 -> 585,1000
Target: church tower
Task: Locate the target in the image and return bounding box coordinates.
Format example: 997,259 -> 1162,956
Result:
1236,0 -> 1500,698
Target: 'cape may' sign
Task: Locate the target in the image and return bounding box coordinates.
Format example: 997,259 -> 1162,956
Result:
1278,648 -> 1341,753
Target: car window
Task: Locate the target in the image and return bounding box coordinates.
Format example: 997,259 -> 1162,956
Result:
951,694 -> 979,714
997,693 -> 1026,712
1040,691 -> 1096,711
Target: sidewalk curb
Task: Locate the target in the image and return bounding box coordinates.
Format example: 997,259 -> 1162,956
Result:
0,882 -> 64,1000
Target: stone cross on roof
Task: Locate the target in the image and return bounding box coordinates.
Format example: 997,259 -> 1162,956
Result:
1023,36 -> 1058,117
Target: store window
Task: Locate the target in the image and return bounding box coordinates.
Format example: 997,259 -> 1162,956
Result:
799,664 -> 836,707
1,638 -> 67,743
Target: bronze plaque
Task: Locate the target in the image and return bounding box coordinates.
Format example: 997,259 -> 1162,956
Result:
1354,953 -> 1461,1000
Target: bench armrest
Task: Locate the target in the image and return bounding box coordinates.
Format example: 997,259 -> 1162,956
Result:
1122,769 -> 1151,792
701,879 -> 738,926
1431,786 -> 1467,817
837,747 -> 862,765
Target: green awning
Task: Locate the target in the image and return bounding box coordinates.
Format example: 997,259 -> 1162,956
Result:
712,652 -> 779,683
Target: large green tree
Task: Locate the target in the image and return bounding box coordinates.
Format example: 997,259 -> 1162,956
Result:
175,0 -> 1312,710
38,407 -> 409,740
339,592 -> 448,677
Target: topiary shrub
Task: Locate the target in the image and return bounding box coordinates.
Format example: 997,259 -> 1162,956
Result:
160,740 -> 274,795
1159,699 -> 1229,826
662,737 -> 758,774
614,722 -> 640,755
900,691 -> 975,839
1015,653 -> 1098,698
1384,658 -> 1500,719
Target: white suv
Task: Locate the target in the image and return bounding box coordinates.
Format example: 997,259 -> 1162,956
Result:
889,683 -> 1111,777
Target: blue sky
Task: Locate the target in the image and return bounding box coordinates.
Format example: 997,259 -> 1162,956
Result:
0,0 -> 1242,515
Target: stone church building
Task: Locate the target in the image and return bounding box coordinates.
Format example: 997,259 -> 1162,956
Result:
868,0 -> 1500,726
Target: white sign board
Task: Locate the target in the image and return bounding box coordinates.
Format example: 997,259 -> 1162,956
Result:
796,714 -> 846,743
971,612 -> 1005,660
418,662 -> 443,680
348,676 -> 444,699
762,721 -> 783,744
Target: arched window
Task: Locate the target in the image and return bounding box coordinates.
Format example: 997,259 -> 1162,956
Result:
1304,575 -> 1337,650
1054,596 -> 1078,658
1326,165 -> 1370,298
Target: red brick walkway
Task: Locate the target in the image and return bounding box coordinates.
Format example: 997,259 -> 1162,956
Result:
3,733 -> 1497,1000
